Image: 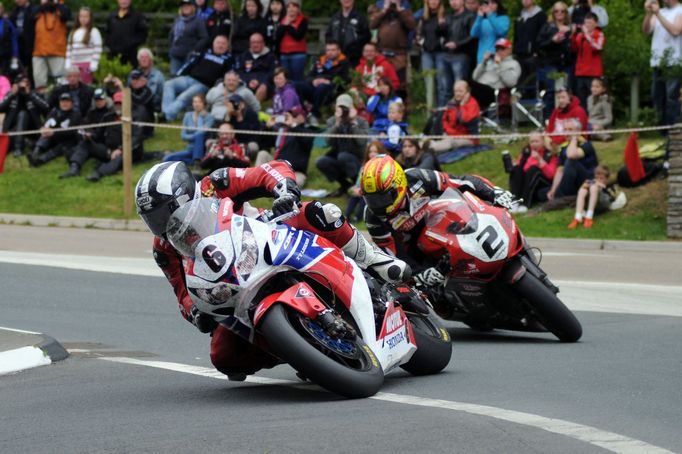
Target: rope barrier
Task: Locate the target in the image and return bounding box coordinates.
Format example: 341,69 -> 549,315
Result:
3,121 -> 123,137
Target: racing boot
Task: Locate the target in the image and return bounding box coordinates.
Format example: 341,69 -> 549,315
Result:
341,228 -> 410,283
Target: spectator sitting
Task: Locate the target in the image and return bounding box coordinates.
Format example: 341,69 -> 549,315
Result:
545,87 -> 588,147
162,34 -> 233,121
275,0 -> 308,81
506,131 -> 558,210
354,42 -> 400,97
546,118 -> 599,201
169,0 -> 210,76
48,67 -> 94,118
571,12 -> 605,108
65,7 -> 102,85
258,106 -> 313,186
265,0 -> 284,49
429,80 -> 480,153
206,0 -> 233,40
470,0 -> 509,65
587,77 -> 612,141
294,40 -> 350,127
316,94 -> 370,195
105,0 -> 148,66
397,137 -> 440,170
377,101 -> 408,156
27,92 -> 82,167
206,70 -> 260,122
0,73 -> 50,157
0,74 -> 10,101
235,33 -> 277,102
163,94 -> 215,164
32,0 -> 71,89
271,66 -> 301,116
127,48 -> 165,114
224,93 -> 262,145
367,75 -> 403,132
231,0 -> 268,56
201,122 -> 251,173
567,164 -> 615,229
346,140 -> 386,222
325,0 -> 371,66
472,37 -> 520,117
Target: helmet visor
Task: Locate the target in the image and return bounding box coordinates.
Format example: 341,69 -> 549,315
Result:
167,198 -> 220,257
139,197 -> 180,237
364,189 -> 397,216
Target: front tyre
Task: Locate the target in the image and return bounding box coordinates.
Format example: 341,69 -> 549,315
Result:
259,304 -> 384,398
514,273 -> 583,342
400,308 -> 453,375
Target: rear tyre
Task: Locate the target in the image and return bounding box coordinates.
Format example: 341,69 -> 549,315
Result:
260,304 -> 384,398
400,308 -> 453,375
514,273 -> 583,342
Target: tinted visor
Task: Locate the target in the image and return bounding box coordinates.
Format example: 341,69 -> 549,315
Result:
364,189 -> 397,215
139,198 -> 180,237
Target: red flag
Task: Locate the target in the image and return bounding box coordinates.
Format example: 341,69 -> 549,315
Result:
0,134 -> 9,174
623,131 -> 646,183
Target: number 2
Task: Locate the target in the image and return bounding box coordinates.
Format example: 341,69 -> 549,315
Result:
476,226 -> 504,259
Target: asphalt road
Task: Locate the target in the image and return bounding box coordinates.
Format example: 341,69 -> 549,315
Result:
1,225 -> 681,453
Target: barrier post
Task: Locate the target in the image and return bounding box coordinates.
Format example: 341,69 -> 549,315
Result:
668,124 -> 682,238
122,88 -> 133,219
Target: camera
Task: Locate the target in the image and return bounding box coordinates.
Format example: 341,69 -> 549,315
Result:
230,100 -> 241,110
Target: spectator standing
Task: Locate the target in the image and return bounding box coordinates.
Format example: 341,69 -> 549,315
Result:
195,0 -> 214,20
546,118 -> 598,200
169,0 -> 210,76
367,75 -> 403,132
32,0 -> 71,89
0,4 -> 20,75
163,94 -> 215,164
545,87 -> 587,146
0,73 -> 49,157
265,0 -> 284,50
64,7 -> 102,85
429,80 -> 480,153
294,40 -> 350,126
355,42 -> 400,97
232,0 -> 268,56
271,66 -> 301,114
507,131 -> 558,209
570,12 -> 604,108
465,0 -> 480,13
48,66 -> 94,117
441,0 -> 476,106
470,0 -> 509,65
206,0 -> 233,40
416,0 -> 447,109
325,0 -> 371,66
587,77 -> 612,141
536,1 -> 572,118
513,0 -> 546,89
162,35 -> 233,121
127,48 -> 165,114
105,0 -> 148,66
317,93 -> 370,196
235,32 -> 277,102
27,92 -> 81,167
9,0 -> 37,78
643,0 -> 682,126
569,0 -> 608,27
567,164 -> 613,229
276,0 -> 308,81
397,137 -> 440,170
201,122 -> 251,173
206,70 -> 260,122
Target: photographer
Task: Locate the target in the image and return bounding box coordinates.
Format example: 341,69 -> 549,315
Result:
32,0 -> 71,89
568,0 -> 608,27
316,94 -> 370,196
206,70 -> 260,123
224,93 -> 261,145
27,92 -> 82,167
0,73 -> 50,157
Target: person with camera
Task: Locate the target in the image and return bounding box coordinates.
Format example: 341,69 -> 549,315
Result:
206,70 -> 260,123
569,0 -> 608,27
470,0 -> 509,65
472,37 -> 521,118
32,0 -> 71,89
105,0 -> 148,66
325,0 -> 371,66
0,73 -> 50,157
643,0 -> 682,127
428,80 -> 480,153
200,122 -> 251,174
316,93 -> 370,196
224,93 -> 262,146
234,33 -> 278,102
570,12 -> 604,109
127,48 -> 165,115
27,92 -> 81,167
48,66 -> 94,117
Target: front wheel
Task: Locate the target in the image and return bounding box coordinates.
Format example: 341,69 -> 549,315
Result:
400,308 -> 453,375
259,304 -> 384,398
514,273 -> 583,342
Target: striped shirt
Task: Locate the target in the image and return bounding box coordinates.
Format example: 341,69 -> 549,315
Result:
65,27 -> 103,71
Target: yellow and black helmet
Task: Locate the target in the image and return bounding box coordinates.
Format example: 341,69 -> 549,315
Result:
360,155 -> 408,216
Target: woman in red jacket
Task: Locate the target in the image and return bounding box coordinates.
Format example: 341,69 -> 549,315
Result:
507,131 -> 558,211
275,0 -> 308,81
428,80 -> 480,153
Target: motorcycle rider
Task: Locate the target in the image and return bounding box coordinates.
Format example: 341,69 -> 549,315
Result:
135,160 -> 408,381
360,154 -> 515,287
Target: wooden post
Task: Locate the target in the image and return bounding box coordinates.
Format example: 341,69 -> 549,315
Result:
122,88 -> 133,219
630,75 -> 640,124
668,124 -> 682,238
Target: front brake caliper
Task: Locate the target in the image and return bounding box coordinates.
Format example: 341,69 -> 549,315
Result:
316,309 -> 356,339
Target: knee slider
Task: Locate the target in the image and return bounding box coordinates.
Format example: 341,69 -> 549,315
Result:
304,201 -> 345,231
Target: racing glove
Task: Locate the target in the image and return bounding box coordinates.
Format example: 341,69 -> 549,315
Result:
272,178 -> 301,218
493,187 -> 515,210
413,267 -> 445,288
190,305 -> 218,334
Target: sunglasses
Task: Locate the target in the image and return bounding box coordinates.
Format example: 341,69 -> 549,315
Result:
553,8 -> 567,12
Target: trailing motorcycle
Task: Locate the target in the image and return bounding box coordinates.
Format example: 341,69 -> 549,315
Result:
166,197 -> 452,398
415,188 -> 582,342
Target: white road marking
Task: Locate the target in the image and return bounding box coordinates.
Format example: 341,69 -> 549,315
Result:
0,326 -> 42,335
100,356 -> 674,454
0,346 -> 52,376
0,251 -> 161,277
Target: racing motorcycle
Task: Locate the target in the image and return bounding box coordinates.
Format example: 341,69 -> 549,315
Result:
415,188 -> 582,342
166,198 -> 452,399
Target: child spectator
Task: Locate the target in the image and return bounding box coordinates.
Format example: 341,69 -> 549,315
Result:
429,80 -> 480,153
367,76 -> 403,132
567,164 -> 616,229
232,0 -> 268,56
275,0 -> 308,81
571,12 -> 604,108
377,101 -> 408,156
397,137 -> 440,170
168,0 -> 210,76
65,7 -> 102,85
206,0 -> 233,40
506,131 -> 558,210
545,87 -> 588,147
587,77 -> 612,141
201,122 -> 250,173
271,66 -> 301,115
346,141 -> 386,222
265,0 -> 284,50
163,94 -> 214,164
546,118 -> 598,200
354,42 -> 400,97
470,0 -> 509,64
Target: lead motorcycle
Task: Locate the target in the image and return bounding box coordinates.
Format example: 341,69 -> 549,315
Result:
414,188 -> 582,342
166,197 -> 452,398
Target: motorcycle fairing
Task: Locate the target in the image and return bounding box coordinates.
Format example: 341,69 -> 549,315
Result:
375,301 -> 417,370
252,281 -> 327,326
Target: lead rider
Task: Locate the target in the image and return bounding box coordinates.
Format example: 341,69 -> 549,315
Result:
135,160 -> 408,381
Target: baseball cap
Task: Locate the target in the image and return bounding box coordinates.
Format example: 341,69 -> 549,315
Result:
179,0 -> 195,5
335,94 -> 354,109
59,92 -> 72,101
495,38 -> 511,49
228,93 -> 243,104
93,88 -> 107,100
130,69 -> 145,79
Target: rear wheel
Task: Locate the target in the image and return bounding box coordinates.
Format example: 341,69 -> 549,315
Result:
260,304 -> 384,398
514,273 -> 583,342
400,308 -> 453,375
